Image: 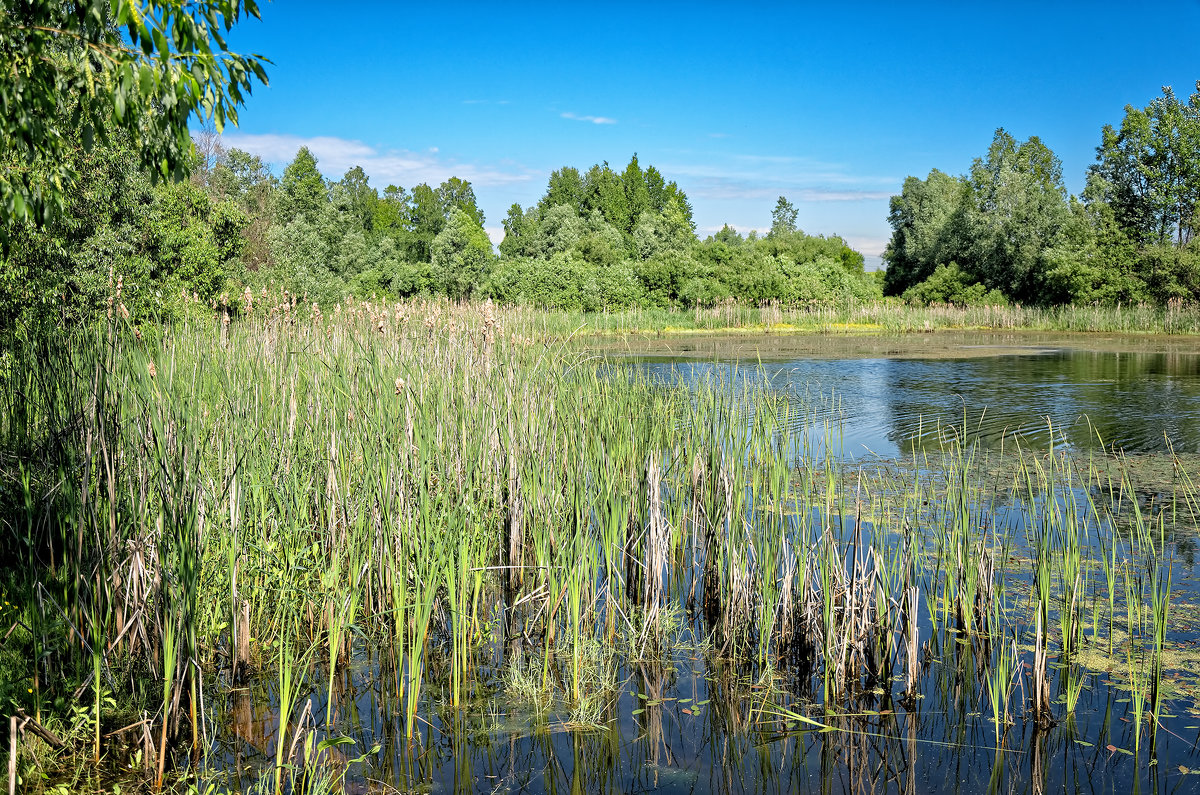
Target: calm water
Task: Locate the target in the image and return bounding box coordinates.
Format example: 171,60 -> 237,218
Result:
624,336 -> 1200,457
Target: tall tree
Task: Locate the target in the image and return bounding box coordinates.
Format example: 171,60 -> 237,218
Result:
770,196 -> 799,237
407,183 -> 445,263
499,202 -> 535,258
622,154 -> 650,227
436,177 -> 484,228
538,167 -> 586,214
276,147 -> 327,225
1087,83 -> 1200,248
882,169 -> 972,295
338,166 -> 377,233
373,185 -> 410,237
432,206 -> 492,299
583,163 -> 631,235
969,129 -> 1071,301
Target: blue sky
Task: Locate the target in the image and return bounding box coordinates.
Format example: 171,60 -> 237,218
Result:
217,1 -> 1200,268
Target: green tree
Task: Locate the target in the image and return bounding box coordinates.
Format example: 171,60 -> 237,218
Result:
769,196 -> 799,237
537,167 -> 586,214
373,185 -> 410,237
499,202 -> 536,258
338,165 -> 377,233
583,163 -> 631,235
1088,83 -> 1200,249
968,129 -> 1072,301
276,147 -> 327,225
437,177 -> 484,228
432,206 -> 493,299
406,183 -> 445,263
0,0 -> 268,230
622,154 -> 650,226
882,169 -> 973,295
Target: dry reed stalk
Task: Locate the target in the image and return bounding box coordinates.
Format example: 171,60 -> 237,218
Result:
1032,611 -> 1051,727
644,455 -> 667,616
903,586 -> 920,697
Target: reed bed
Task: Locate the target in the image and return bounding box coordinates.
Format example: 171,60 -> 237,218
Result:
1,297 -> 1195,790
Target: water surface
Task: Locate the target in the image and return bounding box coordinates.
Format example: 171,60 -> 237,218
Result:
617,332 -> 1200,457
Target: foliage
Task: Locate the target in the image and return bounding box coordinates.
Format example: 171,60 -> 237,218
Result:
432,207 -> 493,299
883,102 -> 1200,307
901,263 -> 1007,306
0,0 -> 267,230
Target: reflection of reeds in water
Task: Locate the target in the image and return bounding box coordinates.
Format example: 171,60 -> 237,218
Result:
3,299 -> 1195,786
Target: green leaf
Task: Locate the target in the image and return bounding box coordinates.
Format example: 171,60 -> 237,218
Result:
316,736 -> 355,753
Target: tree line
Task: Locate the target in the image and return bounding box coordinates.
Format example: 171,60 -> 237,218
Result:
1,128 -> 878,329
884,83 -> 1200,306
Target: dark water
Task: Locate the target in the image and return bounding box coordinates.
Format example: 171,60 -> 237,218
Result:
626,340 -> 1200,457
204,621 -> 1200,795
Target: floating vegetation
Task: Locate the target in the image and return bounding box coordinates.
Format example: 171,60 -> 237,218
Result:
2,300 -> 1200,793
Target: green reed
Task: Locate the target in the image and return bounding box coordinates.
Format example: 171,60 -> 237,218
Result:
3,298 -> 1197,786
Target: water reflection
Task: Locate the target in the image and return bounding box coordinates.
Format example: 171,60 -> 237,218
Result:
628,346 -> 1200,457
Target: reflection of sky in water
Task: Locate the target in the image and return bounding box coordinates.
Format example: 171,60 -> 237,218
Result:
631,348 -> 1200,458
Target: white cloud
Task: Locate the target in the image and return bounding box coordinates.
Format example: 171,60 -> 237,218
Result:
219,133 -> 535,188
560,112 -> 617,125
484,226 -> 506,248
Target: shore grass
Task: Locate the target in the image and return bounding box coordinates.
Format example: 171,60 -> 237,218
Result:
507,297 -> 1200,337
1,297 -> 1197,790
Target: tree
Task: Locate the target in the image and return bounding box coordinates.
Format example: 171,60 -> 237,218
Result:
407,183 -> 445,263
499,203 -> 535,258
373,185 -> 410,237
622,154 -> 650,226
338,166 -> 377,233
538,167 -> 586,215
0,0 -> 268,231
436,177 -> 484,228
276,148 -> 327,225
968,129 -> 1071,301
882,169 -> 972,295
1087,83 -> 1200,248
432,206 -> 493,299
770,196 -> 799,237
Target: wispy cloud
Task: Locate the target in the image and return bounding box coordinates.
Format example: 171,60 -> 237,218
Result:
661,154 -> 898,204
560,111 -> 617,125
688,176 -> 894,202
462,99 -> 511,105
219,133 -> 535,188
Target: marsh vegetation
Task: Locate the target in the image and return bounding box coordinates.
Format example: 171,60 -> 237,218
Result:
3,300 -> 1200,794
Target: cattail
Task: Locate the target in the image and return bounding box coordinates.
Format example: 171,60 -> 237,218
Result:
394,377 -> 405,395
147,360 -> 157,379
118,303 -> 130,320
243,287 -> 254,315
